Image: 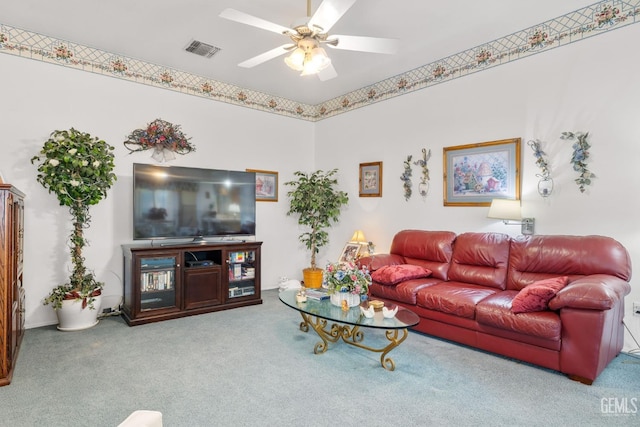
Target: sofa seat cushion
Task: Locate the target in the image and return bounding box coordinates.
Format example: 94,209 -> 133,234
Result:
476,291 -> 561,340
416,282 -> 498,319
371,264 -> 432,285
370,278 -> 442,305
511,276 -> 568,313
447,232 -> 511,290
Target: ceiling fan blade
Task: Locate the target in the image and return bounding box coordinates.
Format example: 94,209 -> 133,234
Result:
326,35 -> 399,54
308,0 -> 357,33
219,8 -> 291,35
238,44 -> 293,68
317,63 -> 338,81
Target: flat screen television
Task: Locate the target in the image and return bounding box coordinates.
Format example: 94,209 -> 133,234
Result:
133,163 -> 256,241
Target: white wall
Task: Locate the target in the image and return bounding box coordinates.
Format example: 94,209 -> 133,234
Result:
0,53 -> 314,328
314,24 -> 640,352
2,23 -> 639,352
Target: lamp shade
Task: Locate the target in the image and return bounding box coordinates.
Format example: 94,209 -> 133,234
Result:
487,199 -> 522,221
350,230 -> 367,244
284,47 -> 305,71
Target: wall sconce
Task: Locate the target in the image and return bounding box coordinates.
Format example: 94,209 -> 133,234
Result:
487,199 -> 535,235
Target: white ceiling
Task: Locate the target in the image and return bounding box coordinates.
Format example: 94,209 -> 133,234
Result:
2,0 -> 596,105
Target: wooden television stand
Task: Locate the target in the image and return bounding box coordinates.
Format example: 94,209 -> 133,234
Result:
121,240 -> 262,326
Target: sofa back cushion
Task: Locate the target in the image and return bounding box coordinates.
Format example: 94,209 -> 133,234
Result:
507,235 -> 632,290
447,232 -> 511,290
389,230 -> 456,280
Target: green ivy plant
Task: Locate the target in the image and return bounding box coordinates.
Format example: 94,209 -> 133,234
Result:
31,128 -> 117,309
560,131 -> 594,193
285,169 -> 349,270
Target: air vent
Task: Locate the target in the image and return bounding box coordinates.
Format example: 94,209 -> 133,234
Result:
185,40 -> 221,58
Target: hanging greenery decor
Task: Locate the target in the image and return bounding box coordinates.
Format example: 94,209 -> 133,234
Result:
560,131 -> 595,193
124,118 -> 195,162
527,139 -> 554,197
413,148 -> 431,199
400,155 -> 413,201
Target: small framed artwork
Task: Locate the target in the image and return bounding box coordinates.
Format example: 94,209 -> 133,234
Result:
339,243 -> 362,264
246,169 -> 278,202
359,161 -> 382,197
443,137 -> 521,206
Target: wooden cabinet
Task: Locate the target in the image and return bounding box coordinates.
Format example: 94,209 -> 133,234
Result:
0,184 -> 25,387
121,241 -> 261,325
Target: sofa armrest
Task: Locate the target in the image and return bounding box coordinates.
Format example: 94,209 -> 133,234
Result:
548,274 -> 631,311
356,254 -> 405,271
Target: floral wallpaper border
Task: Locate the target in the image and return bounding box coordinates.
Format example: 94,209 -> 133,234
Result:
0,1 -> 638,122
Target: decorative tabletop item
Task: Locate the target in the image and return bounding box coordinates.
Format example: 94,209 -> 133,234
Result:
124,118 -> 195,162
560,131 -> 594,193
527,139 -> 553,197
400,155 -> 413,201
413,148 -> 431,200
382,306 -> 399,318
324,262 -> 371,308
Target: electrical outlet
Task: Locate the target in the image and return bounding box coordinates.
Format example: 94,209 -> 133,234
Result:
634,302 -> 640,316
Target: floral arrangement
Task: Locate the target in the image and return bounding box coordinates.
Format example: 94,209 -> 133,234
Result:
560,131 -> 594,193
528,139 -> 550,176
324,262 -> 371,296
31,128 -> 117,309
124,118 -> 194,162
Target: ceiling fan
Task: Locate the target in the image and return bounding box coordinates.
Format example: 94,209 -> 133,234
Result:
219,0 -> 399,81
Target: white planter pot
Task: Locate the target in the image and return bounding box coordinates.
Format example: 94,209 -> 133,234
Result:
56,295 -> 102,331
330,292 -> 361,308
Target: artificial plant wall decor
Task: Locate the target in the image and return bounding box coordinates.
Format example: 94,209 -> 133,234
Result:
124,118 -> 195,162
527,139 -> 553,197
560,131 -> 595,193
400,155 -> 413,201
413,148 -> 431,200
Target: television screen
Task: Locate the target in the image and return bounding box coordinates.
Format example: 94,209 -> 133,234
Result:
133,164 -> 256,240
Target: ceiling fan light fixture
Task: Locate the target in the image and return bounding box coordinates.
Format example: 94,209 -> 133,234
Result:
310,46 -> 331,70
285,36 -> 331,76
284,47 -> 306,71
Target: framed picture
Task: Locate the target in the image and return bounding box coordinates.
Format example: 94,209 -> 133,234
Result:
246,169 -> 278,202
359,161 -> 383,197
443,137 -> 521,206
338,243 -> 362,264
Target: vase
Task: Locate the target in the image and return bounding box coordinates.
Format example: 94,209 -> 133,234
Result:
537,177 -> 554,197
330,292 -> 361,308
302,268 -> 324,289
56,294 -> 102,332
418,182 -> 429,198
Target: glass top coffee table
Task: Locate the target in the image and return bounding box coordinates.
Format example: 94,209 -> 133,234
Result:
279,289 -> 419,371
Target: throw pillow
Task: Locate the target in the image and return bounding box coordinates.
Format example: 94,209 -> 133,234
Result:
511,276 -> 569,314
371,264 -> 432,286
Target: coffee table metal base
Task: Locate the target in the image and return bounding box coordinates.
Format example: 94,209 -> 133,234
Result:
298,311 -> 409,371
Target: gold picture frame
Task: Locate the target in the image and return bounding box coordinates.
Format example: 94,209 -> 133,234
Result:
359,161 -> 383,197
443,138 -> 521,206
246,169 -> 278,202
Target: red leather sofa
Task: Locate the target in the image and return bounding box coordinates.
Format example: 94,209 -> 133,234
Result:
357,230 -> 632,384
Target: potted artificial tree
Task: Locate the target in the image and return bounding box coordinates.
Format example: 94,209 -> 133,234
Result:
31,128 -> 117,331
285,169 -> 349,288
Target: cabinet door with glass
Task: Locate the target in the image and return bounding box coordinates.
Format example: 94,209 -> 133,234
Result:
137,253 -> 181,314
226,248 -> 258,300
